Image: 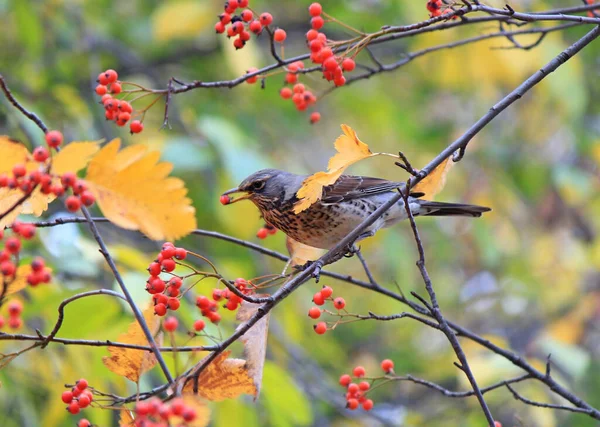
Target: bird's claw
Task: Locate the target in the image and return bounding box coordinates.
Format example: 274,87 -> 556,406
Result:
293,260 -> 324,282
344,244 -> 360,258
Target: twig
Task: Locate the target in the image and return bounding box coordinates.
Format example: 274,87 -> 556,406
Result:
505,383 -> 597,415
0,75 -> 48,133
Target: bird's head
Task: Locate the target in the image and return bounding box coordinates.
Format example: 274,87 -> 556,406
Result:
221,169 -> 298,209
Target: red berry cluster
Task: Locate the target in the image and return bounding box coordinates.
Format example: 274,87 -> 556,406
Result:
134,397 -> 197,426
0,130 -> 96,213
308,285 -> 346,335
146,242 -> 188,317
194,277 -> 253,325
0,300 -> 24,330
62,378 -> 94,415
95,69 -> 144,134
0,223 -> 52,288
256,223 -> 277,239
426,0 -> 456,19
214,0 -> 275,50
586,0 -> 599,18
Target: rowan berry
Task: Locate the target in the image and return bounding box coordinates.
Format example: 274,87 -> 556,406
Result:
117,112 -> 131,126
161,259 -> 176,272
241,9 -> 253,22
362,399 -> 374,411
274,28 -> 286,43
249,20 -> 262,34
67,401 -> 80,414
333,297 -> 346,310
226,299 -> 239,311
358,381 -> 370,391
347,398 -> 359,410
308,307 -> 321,319
173,248 -> 187,260
12,164 -> 26,178
381,359 -> 394,373
309,2 -> 323,17
148,262 -> 161,276
77,394 -> 91,408
61,390 -> 74,404
280,87 -> 293,99
320,285 -> 333,298
342,58 -> 356,72
215,21 -> 225,33
353,366 -> 366,377
233,37 -> 245,49
285,73 -> 298,84
45,130 -> 63,149
238,0 -> 248,6
246,68 -> 259,84
129,120 -> 143,134
339,374 -> 352,387
196,296 -> 211,310
154,303 -> 167,316
77,419 -> 91,427
95,84 -> 107,96
61,172 -> 77,188
65,196 -> 81,212
31,146 -> 49,163
256,228 -> 268,239
167,297 -> 180,310
310,112 -> 321,124
311,16 -> 324,30
8,316 -> 22,329
193,319 -> 206,332
5,237 -> 21,254
182,407 -> 197,422
219,13 -> 231,25
164,316 -> 178,332
207,311 -> 221,324
314,321 -> 327,334
334,75 -> 346,87
104,69 -> 118,84
259,12 -> 273,26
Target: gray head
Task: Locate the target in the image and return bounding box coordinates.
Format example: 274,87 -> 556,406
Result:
221,169 -> 304,207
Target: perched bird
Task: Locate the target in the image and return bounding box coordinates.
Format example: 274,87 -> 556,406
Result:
222,168 -> 490,250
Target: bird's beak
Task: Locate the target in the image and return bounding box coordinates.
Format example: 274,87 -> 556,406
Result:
221,187 -> 251,204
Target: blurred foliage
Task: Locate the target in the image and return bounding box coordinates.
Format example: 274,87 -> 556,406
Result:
1,0 -> 599,426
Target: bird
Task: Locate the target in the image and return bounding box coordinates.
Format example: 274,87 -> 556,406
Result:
221,168 -> 491,251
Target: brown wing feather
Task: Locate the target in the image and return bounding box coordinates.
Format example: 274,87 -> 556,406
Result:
321,175 -> 403,204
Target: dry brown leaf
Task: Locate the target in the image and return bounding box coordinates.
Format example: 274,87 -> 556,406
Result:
102,301 -> 162,382
294,125 -> 374,213
285,236 -> 325,267
183,351 -> 257,401
235,299 -> 270,398
413,156 -> 454,199
85,139 -> 196,241
119,409 -> 135,427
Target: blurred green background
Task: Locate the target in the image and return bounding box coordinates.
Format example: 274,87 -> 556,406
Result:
1,0 -> 599,426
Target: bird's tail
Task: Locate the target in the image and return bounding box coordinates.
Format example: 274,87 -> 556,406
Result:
416,200 -> 491,218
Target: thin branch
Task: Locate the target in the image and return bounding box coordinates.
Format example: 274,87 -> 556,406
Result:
505,383 -> 597,416
0,75 -> 48,133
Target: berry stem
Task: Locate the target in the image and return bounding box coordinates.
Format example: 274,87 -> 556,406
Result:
322,12 -> 367,36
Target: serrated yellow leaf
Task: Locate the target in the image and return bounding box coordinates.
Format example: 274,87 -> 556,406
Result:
294,125 -> 374,213
0,136 -> 29,173
85,139 -> 196,241
1,265 -> 32,296
102,302 -> 161,383
52,141 -> 100,175
413,156 -> 453,199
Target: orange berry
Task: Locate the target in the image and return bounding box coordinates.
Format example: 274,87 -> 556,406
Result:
65,195 -> 81,212
333,297 -> 346,310
163,316 -> 178,332
220,195 -> 231,205
311,16 -> 324,30
280,87 -> 293,99
193,319 -> 206,331
381,359 -> 394,372
353,366 -> 366,377
347,398 -> 359,410
362,399 -> 374,411
320,285 -> 333,298
274,28 -> 286,43
256,228 -> 268,239
309,2 -> 323,17
314,321 -> 327,334
259,12 -> 273,26
310,111 -> 321,124
246,68 -> 259,84
95,84 -> 107,96
129,120 -> 144,134
308,307 -> 321,319
339,374 -> 351,387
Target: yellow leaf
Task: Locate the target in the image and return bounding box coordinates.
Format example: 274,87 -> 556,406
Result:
85,139 -> 197,241
285,236 -> 324,267
180,395 -> 211,427
413,156 -> 453,199
119,409 -> 135,427
52,141 -> 100,175
102,302 -> 161,383
1,265 -> 33,296
0,136 -> 29,173
294,125 -> 374,213
183,351 -> 257,401
152,1 -> 213,42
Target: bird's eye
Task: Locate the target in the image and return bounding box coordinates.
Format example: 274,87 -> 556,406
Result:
252,181 -> 265,191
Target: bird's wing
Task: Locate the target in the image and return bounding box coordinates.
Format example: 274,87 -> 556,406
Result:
321,175 -> 406,203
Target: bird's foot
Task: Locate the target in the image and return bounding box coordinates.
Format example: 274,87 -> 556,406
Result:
344,244 -> 360,258
293,260 -> 324,282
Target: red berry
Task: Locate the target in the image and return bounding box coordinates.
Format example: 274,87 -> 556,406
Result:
5,237 -> 21,254
182,407 -> 197,422
353,366 -> 366,377
167,297 -> 180,310
207,311 -> 221,324
45,130 -> 63,148
347,383 -> 359,394
80,190 -> 95,207
347,398 -> 359,410
163,316 -> 178,332
196,296 -> 211,310
312,292 -> 325,306
256,228 -> 268,239
193,319 -> 206,332
215,21 -> 225,33
362,399 -> 374,411
323,57 -> 338,71
241,9 -> 253,22
226,299 -> 239,311
104,69 -> 118,84
334,75 -> 346,87
293,83 -> 305,94
219,195 -> 231,205
249,20 -> 262,34
220,13 -> 232,24
67,401 -> 80,414
233,38 -> 245,49
154,303 -> 167,316
314,321 -> 327,334
8,316 -> 22,329
238,0 -> 248,6
274,28 -> 286,43
280,87 -> 293,99
174,248 -> 187,260
333,297 -> 346,310
61,390 -> 74,404
12,164 -> 26,178
246,67 -> 259,84
117,112 -> 131,126
320,285 -> 333,298
285,73 -> 298,84
311,16 -> 324,30
77,394 -> 91,408
381,359 -> 394,373
129,120 -> 144,134
309,2 -> 323,17
148,262 -> 161,276
161,246 -> 176,259
259,12 -> 273,26
65,196 -> 81,212
32,146 -> 50,162
339,374 -> 352,387
310,112 -> 321,124
1,261 -> 15,276
110,82 -> 122,94
342,58 -> 356,72
78,419 -> 91,427
161,258 -> 176,272
308,307 -> 321,319
97,72 -> 109,85
309,39 -> 323,53
358,381 -> 370,391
